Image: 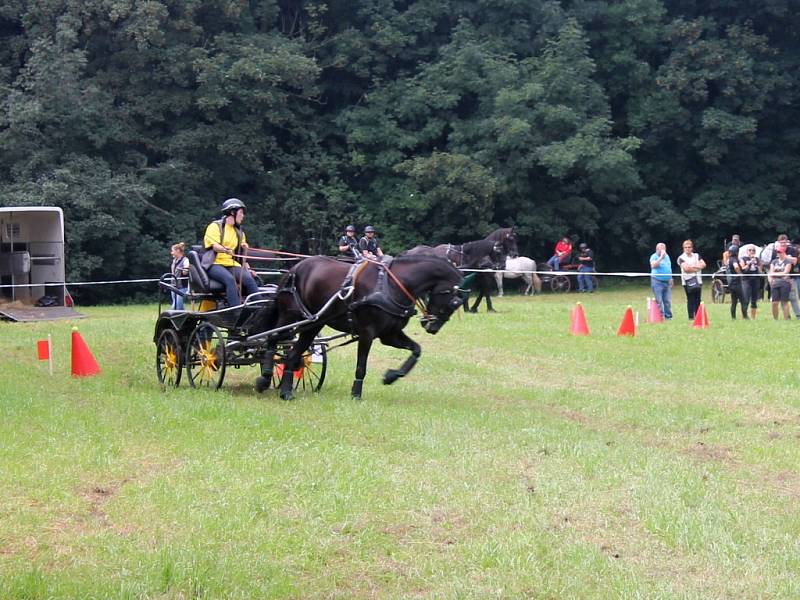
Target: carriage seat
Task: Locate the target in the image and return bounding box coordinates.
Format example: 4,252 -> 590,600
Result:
187,249 -> 225,295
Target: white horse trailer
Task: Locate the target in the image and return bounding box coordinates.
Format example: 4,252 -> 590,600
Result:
0,206 -> 82,321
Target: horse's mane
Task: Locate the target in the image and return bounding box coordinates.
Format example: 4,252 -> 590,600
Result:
393,252 -> 464,278
485,227 -> 513,240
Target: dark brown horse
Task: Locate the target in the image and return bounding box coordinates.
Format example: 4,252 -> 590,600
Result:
484,227 -> 519,260
407,228 -> 517,311
263,254 -> 466,400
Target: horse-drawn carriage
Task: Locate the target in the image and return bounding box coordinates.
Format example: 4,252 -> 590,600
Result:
154,248 -> 335,392
154,247 -> 468,400
537,254 -> 599,293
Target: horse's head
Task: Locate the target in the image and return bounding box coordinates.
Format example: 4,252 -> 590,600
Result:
490,241 -> 505,267
501,228 -> 519,259
421,280 -> 468,334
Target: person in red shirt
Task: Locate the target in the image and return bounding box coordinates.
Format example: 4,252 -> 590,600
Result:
546,236 -> 573,271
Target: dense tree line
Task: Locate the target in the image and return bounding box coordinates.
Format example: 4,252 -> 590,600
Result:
2,1 -> 799,299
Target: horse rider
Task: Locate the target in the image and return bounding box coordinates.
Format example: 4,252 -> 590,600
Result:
203,197 -> 260,308
338,224 -> 360,259
359,225 -> 384,259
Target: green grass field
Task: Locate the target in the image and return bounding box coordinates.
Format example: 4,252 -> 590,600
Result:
2,286 -> 800,598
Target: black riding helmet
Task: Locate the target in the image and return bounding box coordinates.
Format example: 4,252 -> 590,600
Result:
364,225 -> 376,233
345,224 -> 355,232
221,197 -> 246,216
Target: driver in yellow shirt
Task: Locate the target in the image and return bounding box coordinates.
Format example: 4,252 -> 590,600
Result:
204,198 -> 260,307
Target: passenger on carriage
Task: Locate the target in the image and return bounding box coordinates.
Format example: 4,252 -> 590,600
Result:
203,198 -> 260,308
546,236 -> 572,271
338,224 -> 360,259
169,242 -> 189,310
359,225 -> 384,259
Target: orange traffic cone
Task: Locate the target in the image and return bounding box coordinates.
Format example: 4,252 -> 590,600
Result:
617,306 -> 636,336
71,327 -> 101,377
692,302 -> 710,329
570,302 -> 590,336
647,297 -> 664,324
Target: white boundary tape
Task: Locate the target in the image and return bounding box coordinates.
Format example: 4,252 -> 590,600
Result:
0,269 -> 790,290
459,269 -> 788,278
0,270 -> 286,289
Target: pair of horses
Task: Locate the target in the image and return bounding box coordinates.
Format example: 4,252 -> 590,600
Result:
262,228 -> 517,400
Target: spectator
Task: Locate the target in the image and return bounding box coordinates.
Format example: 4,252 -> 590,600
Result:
576,242 -> 595,293
726,244 -> 747,319
169,242 -> 189,311
546,236 -> 572,271
649,242 -> 673,320
769,242 -> 793,320
677,239 -> 706,319
739,245 -> 761,319
721,234 -> 741,265
777,234 -> 800,318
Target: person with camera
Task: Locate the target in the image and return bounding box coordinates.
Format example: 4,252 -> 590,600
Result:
739,245 -> 761,319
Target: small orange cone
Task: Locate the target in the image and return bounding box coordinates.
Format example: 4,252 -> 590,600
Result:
570,302 -> 590,336
647,297 -> 664,324
692,302 -> 710,329
617,306 -> 636,336
71,327 -> 101,377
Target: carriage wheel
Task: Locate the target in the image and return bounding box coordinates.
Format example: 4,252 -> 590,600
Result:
711,279 -> 726,304
186,322 -> 226,389
551,275 -> 571,293
156,329 -> 182,387
271,343 -> 328,393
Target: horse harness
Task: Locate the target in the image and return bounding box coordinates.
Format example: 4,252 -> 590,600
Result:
278,258 -> 426,329
445,240 -> 503,269
445,244 -> 465,267
349,257 -> 423,319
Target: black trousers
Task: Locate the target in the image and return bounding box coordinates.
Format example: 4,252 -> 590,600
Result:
729,285 -> 747,318
684,285 -> 702,319
741,277 -> 759,311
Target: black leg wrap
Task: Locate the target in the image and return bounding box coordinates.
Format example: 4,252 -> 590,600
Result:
383,369 -> 401,385
351,378 -> 364,400
260,353 -> 275,377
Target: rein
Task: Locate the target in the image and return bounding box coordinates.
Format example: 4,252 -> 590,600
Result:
364,257 -> 429,317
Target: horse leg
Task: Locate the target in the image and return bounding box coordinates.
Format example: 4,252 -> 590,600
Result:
495,272 -> 504,297
524,274 -> 532,295
279,327 -> 321,401
486,292 -> 496,313
255,344 -> 276,393
351,335 -> 374,400
380,330 -> 421,385
469,292 -> 482,313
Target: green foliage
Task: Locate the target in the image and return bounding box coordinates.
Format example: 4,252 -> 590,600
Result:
1,0 -> 800,299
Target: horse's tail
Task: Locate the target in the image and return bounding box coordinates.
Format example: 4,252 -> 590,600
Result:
531,260 -> 542,294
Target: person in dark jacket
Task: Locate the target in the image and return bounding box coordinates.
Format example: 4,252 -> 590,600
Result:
337,225 -> 359,258
359,226 -> 383,259
576,242 -> 595,293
